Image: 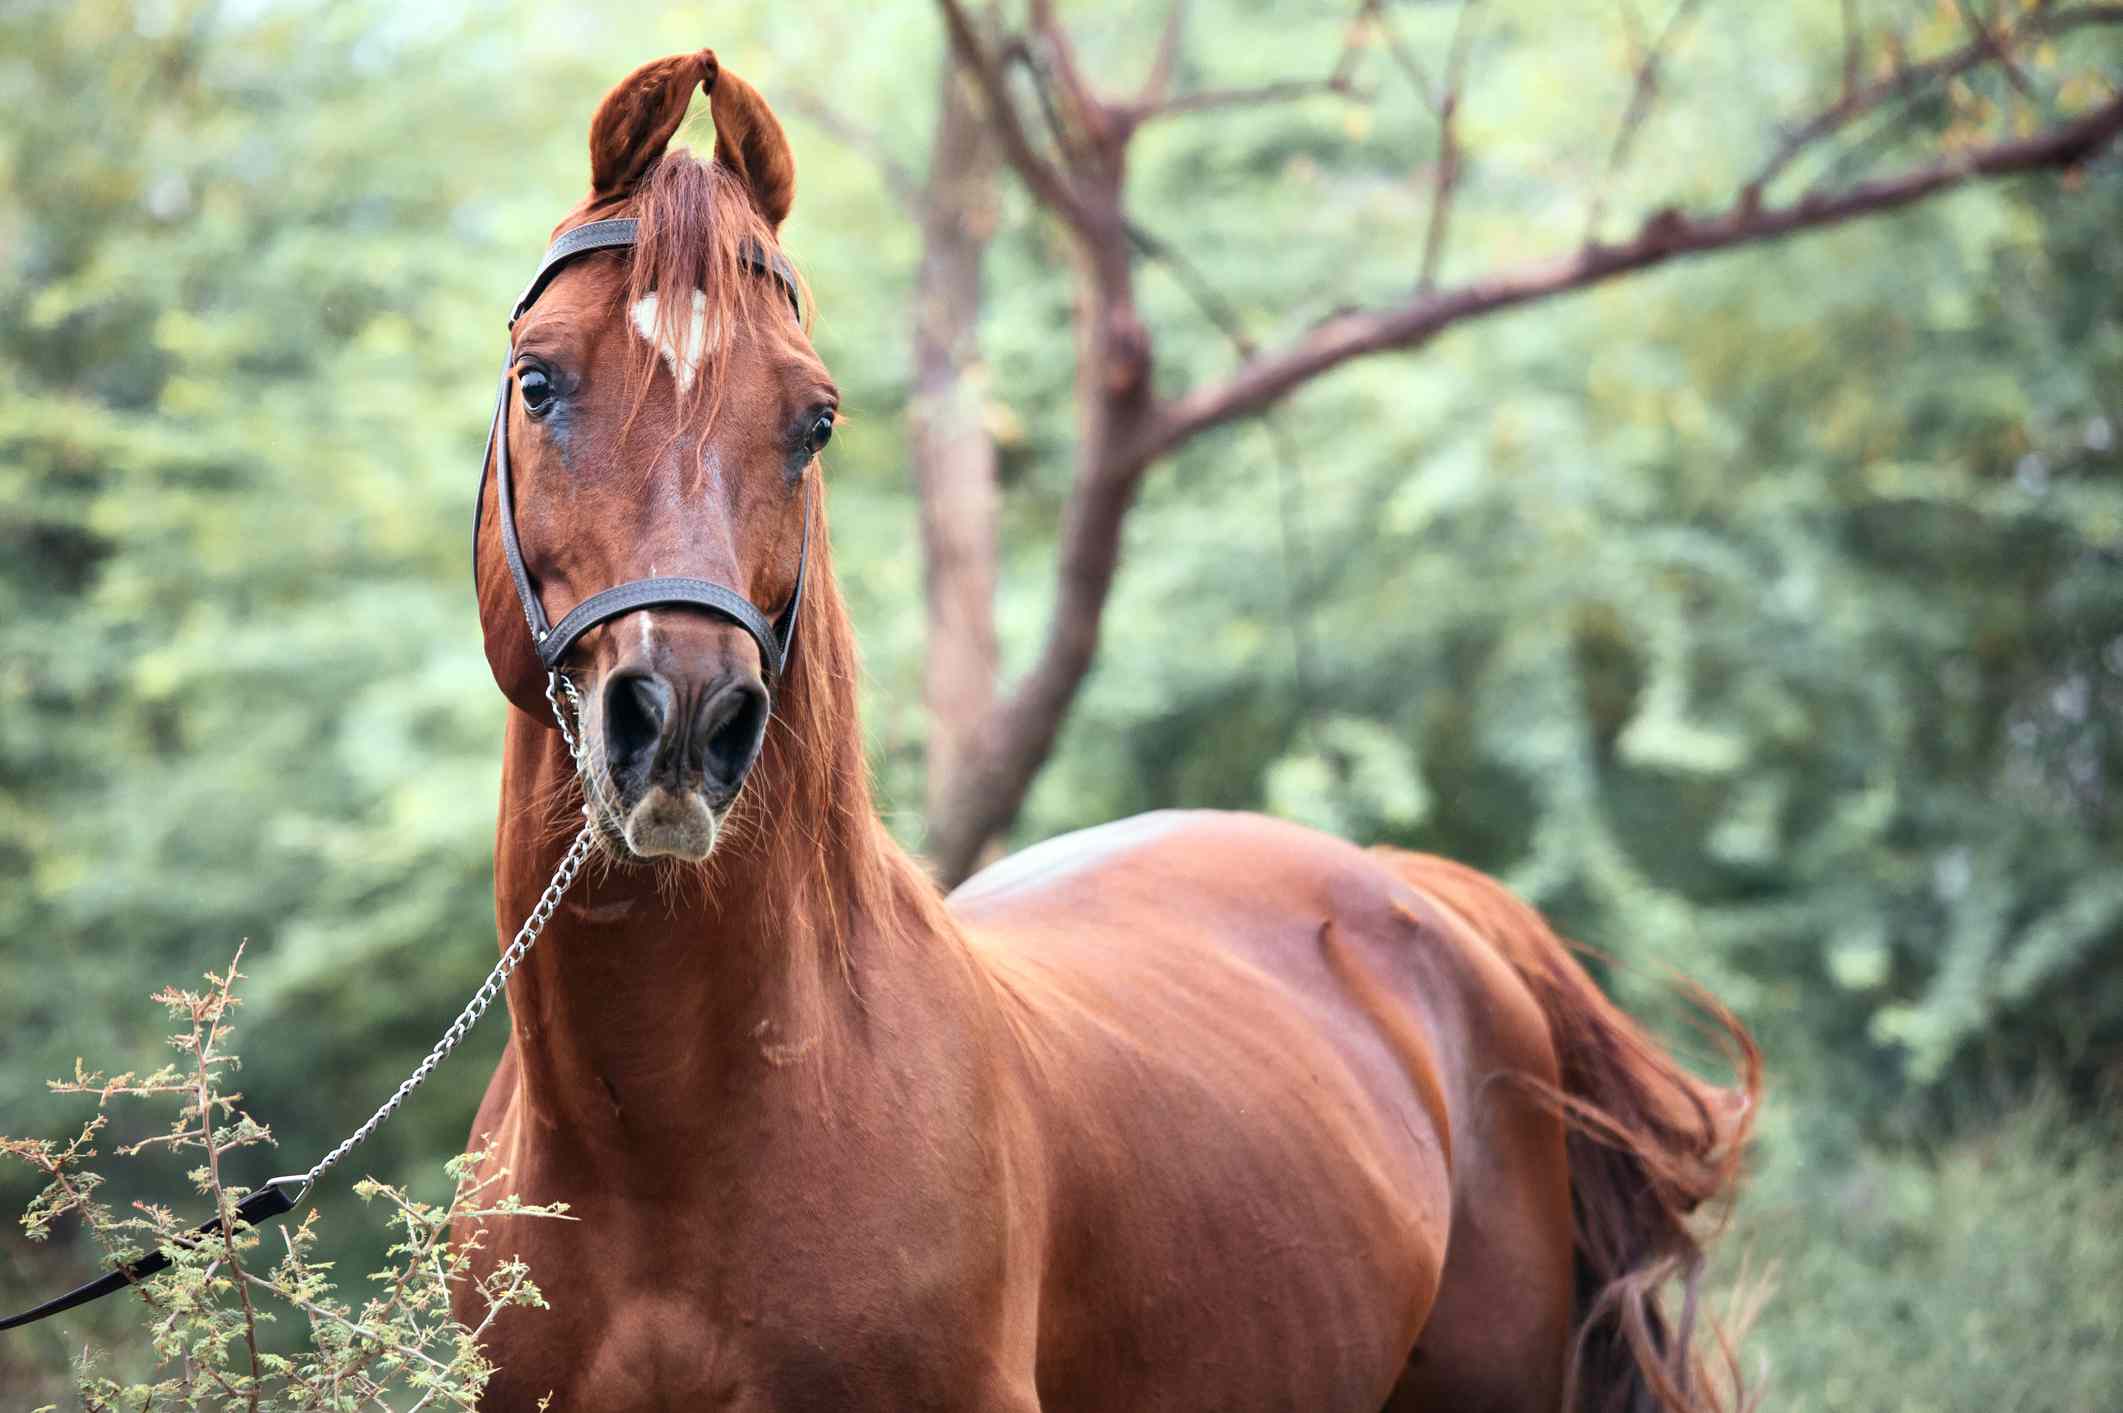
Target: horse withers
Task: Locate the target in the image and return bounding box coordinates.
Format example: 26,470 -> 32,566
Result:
456,47 -> 1758,1413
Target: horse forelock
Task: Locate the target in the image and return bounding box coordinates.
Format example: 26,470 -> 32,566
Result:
561,147 -> 812,460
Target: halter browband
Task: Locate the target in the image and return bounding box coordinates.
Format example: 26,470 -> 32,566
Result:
474,217 -> 810,679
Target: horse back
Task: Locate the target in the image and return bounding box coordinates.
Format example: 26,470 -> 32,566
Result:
950,810 -> 1569,1410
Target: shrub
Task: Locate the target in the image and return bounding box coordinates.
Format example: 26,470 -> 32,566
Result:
2,948 -> 563,1411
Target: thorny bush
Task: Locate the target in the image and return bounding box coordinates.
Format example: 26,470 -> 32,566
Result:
2,946 -> 568,1411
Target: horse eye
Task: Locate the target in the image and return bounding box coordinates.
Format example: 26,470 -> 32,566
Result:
804,412 -> 834,456
519,367 -> 555,417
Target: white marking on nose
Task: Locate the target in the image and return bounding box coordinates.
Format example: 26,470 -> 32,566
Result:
629,289 -> 715,393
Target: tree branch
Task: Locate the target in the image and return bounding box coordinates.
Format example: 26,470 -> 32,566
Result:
1745,3 -> 2123,198
937,0 -> 1088,228
1583,0 -> 1707,246
1002,34 -> 1090,174
1418,0 -> 1479,291
926,0 -> 1154,878
1028,0 -> 1111,147
1139,0 -> 1187,109
1136,76 -> 1359,122
1331,0 -> 1382,92
1145,89 -> 2123,467
1951,0 -> 2035,99
1365,0 -> 1442,115
1124,0 -> 1376,127
1127,219 -> 1256,354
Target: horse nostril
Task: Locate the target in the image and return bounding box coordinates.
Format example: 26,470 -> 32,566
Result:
698,679 -> 769,790
603,670 -> 670,779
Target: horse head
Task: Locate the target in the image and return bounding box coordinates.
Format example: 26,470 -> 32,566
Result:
475,50 -> 834,864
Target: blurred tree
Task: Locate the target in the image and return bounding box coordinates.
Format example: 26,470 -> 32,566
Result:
912,0 -> 2123,883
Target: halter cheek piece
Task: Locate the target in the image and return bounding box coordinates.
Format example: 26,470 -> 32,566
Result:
473,217 -> 810,680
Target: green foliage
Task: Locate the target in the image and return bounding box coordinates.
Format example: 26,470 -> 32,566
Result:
2,951 -> 565,1409
2,0 -> 2118,1400
1726,1084 -> 2123,1413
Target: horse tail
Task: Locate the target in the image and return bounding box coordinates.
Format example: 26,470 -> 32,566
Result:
1375,850 -> 1762,1413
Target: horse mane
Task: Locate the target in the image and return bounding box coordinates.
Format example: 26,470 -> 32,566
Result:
611,146 -> 948,979
724,511 -> 956,985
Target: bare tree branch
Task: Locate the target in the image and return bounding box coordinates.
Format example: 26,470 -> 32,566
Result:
1583,0 -> 1708,247
1145,90 -> 2123,468
1329,0 -> 1480,287
1002,35 -> 1091,173
1136,76 -> 1359,122
1127,219 -> 1257,354
1951,0 -> 2035,99
1028,0 -> 1110,146
924,0 -> 1157,877
1419,0 -> 1479,291
1746,3 -> 2123,198
1331,0 -> 1384,92
1840,0 -> 1861,105
1126,0 -> 1376,127
937,0 -> 1087,228
1366,0 -> 1443,115
1139,0 -> 1188,109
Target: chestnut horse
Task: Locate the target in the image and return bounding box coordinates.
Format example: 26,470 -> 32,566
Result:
457,48 -> 1759,1413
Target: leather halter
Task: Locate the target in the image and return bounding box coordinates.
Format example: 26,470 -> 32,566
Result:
473,217 -> 810,678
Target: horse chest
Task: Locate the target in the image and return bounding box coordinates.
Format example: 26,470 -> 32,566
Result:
472,1162 -> 1017,1412
486,1284 -> 997,1412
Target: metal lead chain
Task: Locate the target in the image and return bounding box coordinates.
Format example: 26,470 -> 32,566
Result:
545,669 -> 589,772
272,671 -> 596,1202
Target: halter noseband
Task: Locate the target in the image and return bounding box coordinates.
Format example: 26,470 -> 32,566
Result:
474,217 -> 810,679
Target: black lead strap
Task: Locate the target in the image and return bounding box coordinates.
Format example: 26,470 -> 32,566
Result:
0,1183 -> 299,1333
3,217 -> 811,1336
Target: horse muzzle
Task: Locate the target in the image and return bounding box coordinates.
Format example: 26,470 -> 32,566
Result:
594,661 -> 769,861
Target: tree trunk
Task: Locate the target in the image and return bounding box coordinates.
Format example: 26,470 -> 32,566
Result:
910,61 -> 1003,851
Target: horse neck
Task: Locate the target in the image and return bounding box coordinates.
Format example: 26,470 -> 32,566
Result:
489,592 -> 945,1152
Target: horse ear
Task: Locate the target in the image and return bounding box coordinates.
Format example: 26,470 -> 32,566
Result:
709,68 -> 796,231
589,49 -> 719,201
